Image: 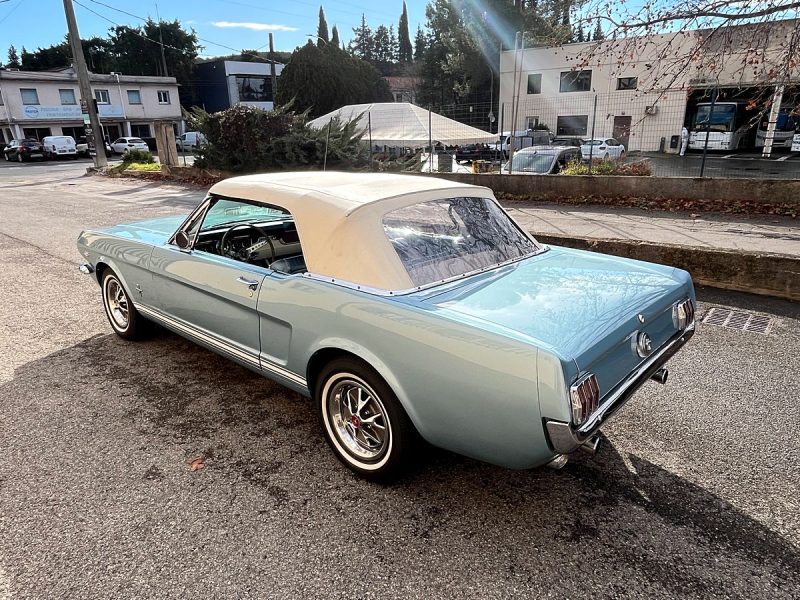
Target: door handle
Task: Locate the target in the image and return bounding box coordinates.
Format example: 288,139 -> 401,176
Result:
236,276 -> 259,291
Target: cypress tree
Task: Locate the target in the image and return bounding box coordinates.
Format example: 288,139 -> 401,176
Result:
317,6 -> 329,46
397,1 -> 413,62
331,25 -> 340,48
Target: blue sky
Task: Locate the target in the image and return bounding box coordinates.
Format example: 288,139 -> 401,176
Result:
0,0 -> 429,58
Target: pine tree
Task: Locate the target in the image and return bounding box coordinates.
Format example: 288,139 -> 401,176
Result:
350,15 -> 373,61
576,27 -> 584,43
317,6 -> 329,46
397,1 -> 413,62
7,45 -> 21,69
388,24 -> 398,62
373,25 -> 390,63
413,25 -> 425,61
331,24 -> 340,48
592,20 -> 604,41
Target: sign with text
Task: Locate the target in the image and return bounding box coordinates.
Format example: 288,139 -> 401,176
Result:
21,104 -> 124,119
792,133 -> 800,152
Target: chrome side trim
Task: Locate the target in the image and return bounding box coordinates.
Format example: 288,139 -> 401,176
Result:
258,353 -> 308,387
137,304 -> 308,387
546,321 -> 696,454
137,304 -> 261,369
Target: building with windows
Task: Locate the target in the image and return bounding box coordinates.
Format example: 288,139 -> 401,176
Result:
194,59 -> 284,113
499,20 -> 800,153
0,67 -> 181,145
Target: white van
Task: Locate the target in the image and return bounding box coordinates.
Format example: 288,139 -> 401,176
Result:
42,136 -> 78,159
496,130 -> 553,158
177,131 -> 207,151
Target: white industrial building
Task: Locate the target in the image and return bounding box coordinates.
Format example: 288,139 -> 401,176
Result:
498,20 -> 800,153
0,67 -> 181,145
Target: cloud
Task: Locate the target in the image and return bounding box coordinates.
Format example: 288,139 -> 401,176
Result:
211,21 -> 298,32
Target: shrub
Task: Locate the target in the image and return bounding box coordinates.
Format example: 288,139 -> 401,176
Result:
126,162 -> 161,172
122,149 -> 154,164
562,157 -> 651,176
189,104 -> 369,172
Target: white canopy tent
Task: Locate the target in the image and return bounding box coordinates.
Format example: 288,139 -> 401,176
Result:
306,102 -> 497,148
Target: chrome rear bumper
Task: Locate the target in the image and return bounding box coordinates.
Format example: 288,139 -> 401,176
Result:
545,322 -> 695,454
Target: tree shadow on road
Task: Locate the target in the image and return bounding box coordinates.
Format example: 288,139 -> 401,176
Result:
2,329 -> 798,598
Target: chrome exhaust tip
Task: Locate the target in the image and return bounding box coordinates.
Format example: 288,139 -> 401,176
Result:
651,368 -> 669,385
579,435 -> 601,456
546,454 -> 569,469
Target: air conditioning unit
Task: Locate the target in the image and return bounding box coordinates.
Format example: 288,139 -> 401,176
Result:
644,105 -> 659,116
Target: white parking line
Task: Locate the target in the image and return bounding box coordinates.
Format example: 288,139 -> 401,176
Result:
775,153 -> 796,161
721,153 -> 739,159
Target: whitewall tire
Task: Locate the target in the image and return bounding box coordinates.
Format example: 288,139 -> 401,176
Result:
317,357 -> 419,481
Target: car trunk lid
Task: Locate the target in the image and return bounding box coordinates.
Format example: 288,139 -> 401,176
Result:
422,246 -> 693,395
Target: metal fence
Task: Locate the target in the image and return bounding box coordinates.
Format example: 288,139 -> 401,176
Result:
362,96 -> 800,180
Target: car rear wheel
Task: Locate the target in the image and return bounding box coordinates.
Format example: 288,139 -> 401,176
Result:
101,269 -> 144,340
317,357 -> 419,481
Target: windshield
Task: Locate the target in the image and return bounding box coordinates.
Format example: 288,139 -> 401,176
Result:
382,197 -> 540,287
505,152 -> 556,173
693,105 -> 736,132
200,198 -> 290,232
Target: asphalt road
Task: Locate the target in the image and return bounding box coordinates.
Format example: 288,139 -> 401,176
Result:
0,168 -> 798,599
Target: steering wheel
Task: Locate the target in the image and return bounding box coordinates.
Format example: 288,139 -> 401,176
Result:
219,223 -> 275,263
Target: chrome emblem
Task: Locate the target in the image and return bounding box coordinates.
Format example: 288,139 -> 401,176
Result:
638,313 -> 646,324
636,332 -> 652,357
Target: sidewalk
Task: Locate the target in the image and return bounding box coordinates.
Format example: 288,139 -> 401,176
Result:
505,202 -> 800,256
502,201 -> 799,301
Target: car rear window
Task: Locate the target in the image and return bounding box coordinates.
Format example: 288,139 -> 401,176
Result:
382,197 -> 539,288
130,138 -> 145,143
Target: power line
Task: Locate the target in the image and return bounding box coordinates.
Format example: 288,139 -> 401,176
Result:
0,0 -> 23,26
83,0 -> 270,56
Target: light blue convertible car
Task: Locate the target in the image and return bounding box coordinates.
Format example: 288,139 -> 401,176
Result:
78,172 -> 695,480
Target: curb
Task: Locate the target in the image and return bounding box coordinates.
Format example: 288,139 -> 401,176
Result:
534,233 -> 799,302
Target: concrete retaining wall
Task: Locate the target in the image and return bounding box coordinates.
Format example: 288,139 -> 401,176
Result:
428,172 -> 800,205
536,234 -> 800,302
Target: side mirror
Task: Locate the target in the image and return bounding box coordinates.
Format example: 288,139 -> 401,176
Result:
175,230 -> 191,250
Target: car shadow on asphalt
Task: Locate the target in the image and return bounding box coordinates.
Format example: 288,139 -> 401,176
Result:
2,328 -> 798,596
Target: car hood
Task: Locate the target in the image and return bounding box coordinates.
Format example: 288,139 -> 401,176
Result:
96,215 -> 187,245
422,246 -> 693,388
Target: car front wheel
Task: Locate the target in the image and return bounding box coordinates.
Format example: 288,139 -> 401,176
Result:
317,358 -> 419,481
101,269 -> 144,340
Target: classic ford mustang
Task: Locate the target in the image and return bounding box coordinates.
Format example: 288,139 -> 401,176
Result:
77,172 -> 695,480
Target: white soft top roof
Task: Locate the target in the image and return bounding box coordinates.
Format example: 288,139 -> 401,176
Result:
209,172 -> 496,291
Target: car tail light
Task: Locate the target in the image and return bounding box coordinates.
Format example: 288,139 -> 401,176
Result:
673,299 -> 695,330
570,373 -> 600,426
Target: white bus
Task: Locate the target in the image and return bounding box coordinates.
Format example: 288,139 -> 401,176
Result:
688,101 -> 754,151
755,105 -> 800,148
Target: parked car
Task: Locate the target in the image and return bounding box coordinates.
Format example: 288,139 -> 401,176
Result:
501,146 -> 582,174
77,172 -> 696,481
551,136 -> 584,147
75,136 -> 90,157
109,137 -> 150,155
454,144 -> 498,163
496,129 -> 553,157
42,135 -> 78,160
581,138 -> 626,161
3,138 -> 45,162
177,131 -> 207,152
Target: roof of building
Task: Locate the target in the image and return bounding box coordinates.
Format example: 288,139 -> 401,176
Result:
209,172 -> 496,290
0,68 -> 177,85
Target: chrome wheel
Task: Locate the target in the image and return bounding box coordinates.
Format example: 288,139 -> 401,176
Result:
327,377 -> 389,461
104,276 -> 129,330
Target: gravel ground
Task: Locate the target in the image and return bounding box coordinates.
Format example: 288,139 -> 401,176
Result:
0,168 -> 798,599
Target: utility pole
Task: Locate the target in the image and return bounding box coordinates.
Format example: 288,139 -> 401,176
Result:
268,33 -> 277,107
63,0 -> 107,167
155,3 -> 168,77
